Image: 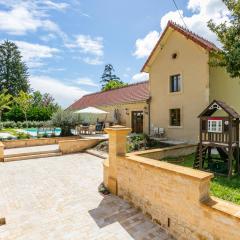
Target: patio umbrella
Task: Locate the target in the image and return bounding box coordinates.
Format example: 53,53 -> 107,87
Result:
74,107 -> 108,124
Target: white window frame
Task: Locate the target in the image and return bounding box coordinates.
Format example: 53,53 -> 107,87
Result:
208,120 -> 222,133
169,74 -> 181,93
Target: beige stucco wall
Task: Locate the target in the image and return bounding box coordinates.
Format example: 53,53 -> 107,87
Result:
210,66 -> 240,113
149,29 -> 210,143
98,101 -> 149,134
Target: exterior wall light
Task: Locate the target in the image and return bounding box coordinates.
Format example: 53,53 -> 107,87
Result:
144,106 -> 148,115
125,108 -> 129,115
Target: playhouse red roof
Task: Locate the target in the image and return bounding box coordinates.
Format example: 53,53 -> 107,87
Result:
68,81 -> 150,110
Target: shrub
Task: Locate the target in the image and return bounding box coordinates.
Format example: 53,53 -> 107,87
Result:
2,121 -> 16,128
16,121 -> 23,128
16,132 -> 31,139
51,109 -> 80,136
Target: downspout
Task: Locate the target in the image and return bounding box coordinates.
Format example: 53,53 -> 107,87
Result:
147,97 -> 152,135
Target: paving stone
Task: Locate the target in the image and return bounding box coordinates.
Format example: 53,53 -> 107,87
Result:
0,152 -> 173,239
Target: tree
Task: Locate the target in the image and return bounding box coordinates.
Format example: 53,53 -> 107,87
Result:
0,40 -> 30,96
101,64 -> 127,90
51,109 -> 80,136
102,79 -> 127,91
14,91 -> 32,127
0,89 -> 12,121
208,0 -> 240,78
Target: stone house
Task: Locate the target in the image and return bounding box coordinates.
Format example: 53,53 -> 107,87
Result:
142,21 -> 240,143
69,21 -> 240,142
68,81 -> 150,134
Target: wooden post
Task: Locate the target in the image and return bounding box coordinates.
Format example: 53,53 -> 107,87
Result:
236,118 -> 240,175
228,117 -> 233,177
199,119 -> 203,169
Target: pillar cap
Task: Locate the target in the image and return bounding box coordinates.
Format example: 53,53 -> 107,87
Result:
104,125 -> 131,134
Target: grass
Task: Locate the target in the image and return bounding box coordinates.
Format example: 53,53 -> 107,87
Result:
0,128 -> 19,136
163,153 -> 240,205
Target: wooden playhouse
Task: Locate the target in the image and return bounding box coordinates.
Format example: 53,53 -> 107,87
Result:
194,100 -> 240,177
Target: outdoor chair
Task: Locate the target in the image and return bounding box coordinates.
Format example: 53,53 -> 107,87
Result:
153,127 -> 165,138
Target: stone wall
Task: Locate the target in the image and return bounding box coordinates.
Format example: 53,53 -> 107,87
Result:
59,138 -> 102,154
0,142 -> 4,162
104,126 -> 240,240
131,144 -> 196,160
3,136 -> 79,149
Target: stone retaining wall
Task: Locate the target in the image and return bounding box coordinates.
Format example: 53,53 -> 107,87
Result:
104,126 -> 240,240
3,136 -> 79,149
132,144 -> 197,160
59,139 -> 102,154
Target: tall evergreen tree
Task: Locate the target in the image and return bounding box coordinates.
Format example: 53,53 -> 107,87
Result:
0,40 -> 30,96
101,64 -> 126,91
208,0 -> 240,78
101,64 -> 120,84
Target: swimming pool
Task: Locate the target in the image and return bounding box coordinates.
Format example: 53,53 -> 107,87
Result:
22,128 -> 61,137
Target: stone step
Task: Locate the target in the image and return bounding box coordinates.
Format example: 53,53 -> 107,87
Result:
4,149 -> 60,158
4,151 -> 62,162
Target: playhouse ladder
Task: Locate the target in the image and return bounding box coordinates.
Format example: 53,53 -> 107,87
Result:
193,144 -> 207,169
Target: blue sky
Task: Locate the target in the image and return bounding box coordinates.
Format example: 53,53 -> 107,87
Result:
0,0 -> 229,107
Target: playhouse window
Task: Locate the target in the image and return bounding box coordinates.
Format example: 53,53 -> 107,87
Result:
208,120 -> 222,133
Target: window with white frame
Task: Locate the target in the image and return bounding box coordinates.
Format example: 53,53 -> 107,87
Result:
208,120 -> 222,133
169,74 -> 181,92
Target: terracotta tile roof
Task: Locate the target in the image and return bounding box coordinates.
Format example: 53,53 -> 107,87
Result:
142,21 -> 219,72
68,81 -> 150,110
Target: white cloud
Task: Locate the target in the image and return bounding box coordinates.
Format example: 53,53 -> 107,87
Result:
14,41 -> 59,68
75,35 -> 104,56
41,1 -> 69,11
30,75 -> 89,107
0,1 -> 67,37
132,73 -> 149,83
133,31 -> 160,58
83,57 -> 103,65
76,77 -> 98,87
68,35 -> 104,65
133,0 -> 230,59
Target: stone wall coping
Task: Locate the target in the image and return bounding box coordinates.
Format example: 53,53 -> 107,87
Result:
58,138 -> 102,143
123,154 -> 213,181
202,196 -> 240,221
104,126 -> 131,134
3,136 -> 79,143
129,144 -> 197,156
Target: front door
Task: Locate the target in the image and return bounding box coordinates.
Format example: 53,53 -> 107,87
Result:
132,111 -> 143,133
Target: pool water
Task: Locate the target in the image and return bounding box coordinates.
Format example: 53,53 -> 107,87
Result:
23,128 -> 61,137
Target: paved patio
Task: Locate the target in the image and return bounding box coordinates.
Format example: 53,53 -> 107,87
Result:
0,153 -> 173,239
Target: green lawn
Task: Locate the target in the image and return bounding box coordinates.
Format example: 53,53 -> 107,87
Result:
163,153 -> 240,205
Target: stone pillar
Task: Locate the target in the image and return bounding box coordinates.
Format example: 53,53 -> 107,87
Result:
0,142 -> 4,162
104,125 -> 131,195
